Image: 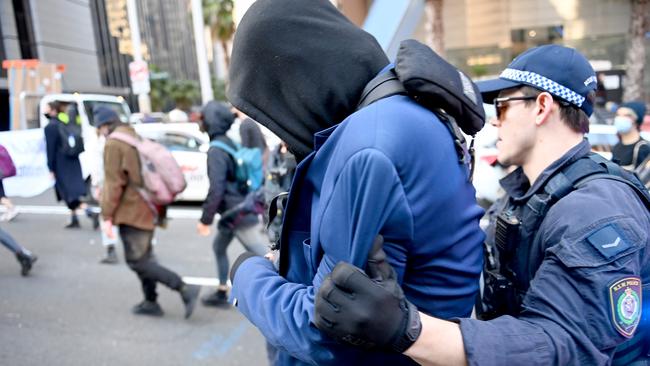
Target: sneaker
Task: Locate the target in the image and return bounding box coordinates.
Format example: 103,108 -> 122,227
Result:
201,289 -> 230,308
2,207 -> 18,222
100,245 -> 118,264
180,284 -> 201,319
132,300 -> 164,316
16,252 -> 37,276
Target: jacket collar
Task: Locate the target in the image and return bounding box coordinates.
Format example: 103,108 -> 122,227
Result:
500,139 -> 591,202
313,124 -> 340,151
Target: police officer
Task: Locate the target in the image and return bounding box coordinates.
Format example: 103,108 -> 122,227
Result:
313,45 -> 650,365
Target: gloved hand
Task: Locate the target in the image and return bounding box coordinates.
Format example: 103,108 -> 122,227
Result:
314,235 -> 422,353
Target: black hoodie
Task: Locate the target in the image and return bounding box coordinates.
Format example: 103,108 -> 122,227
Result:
227,0 -> 389,162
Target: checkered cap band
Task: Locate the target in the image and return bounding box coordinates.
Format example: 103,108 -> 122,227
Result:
500,68 -> 585,107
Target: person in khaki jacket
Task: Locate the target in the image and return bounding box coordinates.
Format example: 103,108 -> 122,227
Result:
93,107 -> 199,318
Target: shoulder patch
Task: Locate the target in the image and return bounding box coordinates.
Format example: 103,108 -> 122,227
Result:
609,276 -> 642,338
586,225 -> 631,259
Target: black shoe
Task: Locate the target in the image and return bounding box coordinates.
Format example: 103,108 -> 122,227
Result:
201,289 -> 230,307
180,284 -> 200,319
100,246 -> 118,264
132,300 -> 164,316
16,252 -> 37,276
65,216 -> 80,229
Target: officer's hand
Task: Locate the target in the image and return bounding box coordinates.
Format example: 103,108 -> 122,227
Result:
314,236 -> 422,353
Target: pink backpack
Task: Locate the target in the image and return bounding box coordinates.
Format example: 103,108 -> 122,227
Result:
0,145 -> 16,179
109,131 -> 187,208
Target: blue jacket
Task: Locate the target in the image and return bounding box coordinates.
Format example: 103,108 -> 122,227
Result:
232,95 -> 485,365
460,140 -> 650,365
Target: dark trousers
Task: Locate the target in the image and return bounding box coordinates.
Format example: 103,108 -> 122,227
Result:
119,224 -> 183,302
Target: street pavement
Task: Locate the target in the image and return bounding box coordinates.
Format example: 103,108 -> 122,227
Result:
0,190 -> 268,366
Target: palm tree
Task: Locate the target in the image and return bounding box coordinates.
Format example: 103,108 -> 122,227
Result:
622,0 -> 648,102
203,0 -> 236,75
424,0 -> 445,58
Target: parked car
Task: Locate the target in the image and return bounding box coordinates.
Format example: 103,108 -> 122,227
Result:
133,122 -> 209,202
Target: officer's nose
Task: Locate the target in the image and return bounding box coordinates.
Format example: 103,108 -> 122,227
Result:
489,116 -> 500,127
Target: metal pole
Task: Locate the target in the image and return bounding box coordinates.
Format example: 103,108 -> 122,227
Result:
126,0 -> 151,113
191,0 -> 214,105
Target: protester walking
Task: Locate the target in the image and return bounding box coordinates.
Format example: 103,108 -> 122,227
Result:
95,106 -> 200,318
197,101 -> 268,308
44,102 -> 95,229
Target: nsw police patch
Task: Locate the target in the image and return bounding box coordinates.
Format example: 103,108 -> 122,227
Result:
609,276 -> 642,338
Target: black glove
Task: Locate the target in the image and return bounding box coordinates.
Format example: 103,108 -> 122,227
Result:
314,235 -> 422,353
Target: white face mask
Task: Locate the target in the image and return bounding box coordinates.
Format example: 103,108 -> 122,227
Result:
614,116 -> 634,134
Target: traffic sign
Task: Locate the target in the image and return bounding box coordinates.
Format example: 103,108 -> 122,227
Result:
129,60 -> 150,94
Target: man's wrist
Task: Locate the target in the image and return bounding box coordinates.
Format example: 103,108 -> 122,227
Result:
403,313 -> 467,366
391,300 -> 422,353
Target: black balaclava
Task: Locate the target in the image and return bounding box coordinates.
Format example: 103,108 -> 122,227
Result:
201,101 -> 235,140
227,0 -> 389,162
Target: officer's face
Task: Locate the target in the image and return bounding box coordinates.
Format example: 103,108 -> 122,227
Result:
491,89 -> 538,167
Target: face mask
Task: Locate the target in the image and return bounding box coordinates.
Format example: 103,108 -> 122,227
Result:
614,116 -> 634,134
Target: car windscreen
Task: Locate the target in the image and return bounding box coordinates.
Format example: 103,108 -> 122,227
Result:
83,101 -> 130,127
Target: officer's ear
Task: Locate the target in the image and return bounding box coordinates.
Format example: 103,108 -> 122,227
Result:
534,92 -> 555,126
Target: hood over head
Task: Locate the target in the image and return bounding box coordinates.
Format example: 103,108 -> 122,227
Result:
201,101 -> 234,139
227,0 -> 389,161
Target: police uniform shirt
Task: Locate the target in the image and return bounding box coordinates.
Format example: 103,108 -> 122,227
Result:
458,140 -> 649,365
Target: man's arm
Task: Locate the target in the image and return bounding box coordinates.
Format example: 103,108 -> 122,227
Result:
100,141 -> 126,220
43,124 -> 57,173
200,149 -> 229,225
231,149 -> 411,364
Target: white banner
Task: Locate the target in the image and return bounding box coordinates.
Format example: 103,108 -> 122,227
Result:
0,129 -> 54,197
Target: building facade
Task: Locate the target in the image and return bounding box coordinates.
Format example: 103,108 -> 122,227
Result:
0,0 -> 200,126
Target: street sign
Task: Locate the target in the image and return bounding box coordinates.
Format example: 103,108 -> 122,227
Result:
129,60 -> 150,95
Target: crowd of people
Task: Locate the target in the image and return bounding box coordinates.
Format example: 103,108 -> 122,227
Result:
3,0 -> 649,365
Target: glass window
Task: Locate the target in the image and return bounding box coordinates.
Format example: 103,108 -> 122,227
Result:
157,133 -> 201,152
83,101 -> 130,126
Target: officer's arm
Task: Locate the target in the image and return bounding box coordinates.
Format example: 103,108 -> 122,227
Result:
313,244 -> 468,366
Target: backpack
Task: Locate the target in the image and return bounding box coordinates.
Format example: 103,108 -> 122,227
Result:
635,153 -> 650,189
109,131 -> 187,208
57,105 -> 84,157
0,145 -> 17,179
210,140 -> 263,192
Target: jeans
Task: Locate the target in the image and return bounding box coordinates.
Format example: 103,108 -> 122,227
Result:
119,224 -> 183,302
0,227 -> 25,255
213,222 -> 269,285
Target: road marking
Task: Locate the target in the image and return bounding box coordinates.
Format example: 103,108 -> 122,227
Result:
602,237 -> 621,249
193,320 -> 250,360
0,205 -> 203,219
181,276 -> 232,287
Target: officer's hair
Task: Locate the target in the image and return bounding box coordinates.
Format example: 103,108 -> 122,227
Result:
519,86 -> 592,134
